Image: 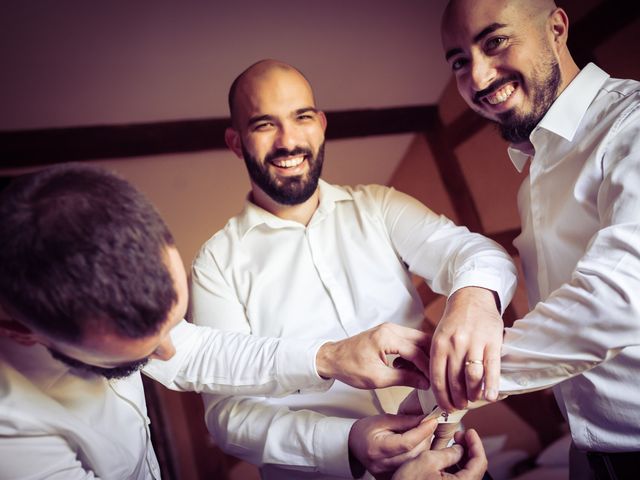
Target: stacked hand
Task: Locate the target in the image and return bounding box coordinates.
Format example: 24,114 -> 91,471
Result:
392,429 -> 488,480
316,322 -> 431,390
429,287 -> 503,410
349,415 -> 436,479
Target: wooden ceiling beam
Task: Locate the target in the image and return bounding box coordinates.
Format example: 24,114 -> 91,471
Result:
0,105 -> 438,169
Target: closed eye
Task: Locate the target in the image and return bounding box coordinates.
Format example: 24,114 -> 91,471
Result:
253,121 -> 274,131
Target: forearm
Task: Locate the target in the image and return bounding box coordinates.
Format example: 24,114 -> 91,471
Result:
382,188 -> 517,311
500,271 -> 640,393
143,321 -> 332,396
203,393 -> 355,476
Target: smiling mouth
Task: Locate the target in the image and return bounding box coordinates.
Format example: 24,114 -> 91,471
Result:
482,83 -> 516,106
271,155 -> 305,168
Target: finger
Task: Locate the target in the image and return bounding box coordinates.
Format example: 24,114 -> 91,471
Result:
462,429 -> 486,461
483,341 -> 501,402
457,429 -> 489,478
429,338 -> 454,411
391,369 -> 431,391
377,435 -> 431,470
447,353 -> 469,410
421,444 -> 465,471
379,417 -> 438,457
392,357 -> 421,371
391,339 -> 430,378
374,365 -> 430,390
390,323 -> 431,348
464,352 -> 485,403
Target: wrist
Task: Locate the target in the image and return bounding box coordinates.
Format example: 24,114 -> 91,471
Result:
316,341 -> 336,379
449,286 -> 500,313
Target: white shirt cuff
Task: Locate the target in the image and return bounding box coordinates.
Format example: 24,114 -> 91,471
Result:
276,338 -> 334,393
313,416 -> 357,477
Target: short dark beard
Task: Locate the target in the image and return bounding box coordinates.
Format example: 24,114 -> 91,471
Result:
48,347 -> 148,380
242,142 -> 324,205
497,61 -> 562,144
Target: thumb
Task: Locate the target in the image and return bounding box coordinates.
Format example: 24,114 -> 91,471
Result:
423,444 -> 465,470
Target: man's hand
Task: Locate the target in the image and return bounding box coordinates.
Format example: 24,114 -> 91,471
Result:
430,287 -> 503,411
349,415 -> 437,479
392,428 -> 488,480
316,323 -> 430,390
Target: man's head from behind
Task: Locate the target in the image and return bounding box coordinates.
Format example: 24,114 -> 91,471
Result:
0,163 -> 188,379
441,0 -> 578,144
225,59 -> 327,208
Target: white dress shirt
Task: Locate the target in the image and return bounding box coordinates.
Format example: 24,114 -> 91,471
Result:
499,64 -> 640,451
191,182 -> 517,479
0,321 -> 331,479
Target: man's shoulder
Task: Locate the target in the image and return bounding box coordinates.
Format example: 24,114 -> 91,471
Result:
195,212 -> 247,257
328,182 -> 395,205
597,75 -> 640,115
603,75 -> 640,96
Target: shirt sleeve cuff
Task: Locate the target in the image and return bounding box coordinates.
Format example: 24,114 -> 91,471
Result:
450,271 -> 515,315
313,416 -> 358,477
276,338 -> 335,394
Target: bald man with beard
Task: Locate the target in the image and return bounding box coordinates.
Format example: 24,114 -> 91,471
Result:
190,59 -> 517,480
429,1 -> 640,478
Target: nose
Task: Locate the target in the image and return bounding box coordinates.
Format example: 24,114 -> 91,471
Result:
469,55 -> 497,93
150,336 -> 176,361
274,122 -> 299,151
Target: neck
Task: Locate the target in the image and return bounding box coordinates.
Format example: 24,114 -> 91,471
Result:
556,52 -> 581,101
251,186 -> 320,226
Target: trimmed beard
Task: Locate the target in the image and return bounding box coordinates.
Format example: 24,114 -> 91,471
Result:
48,347 -> 148,380
242,142 -> 325,206
497,60 -> 562,144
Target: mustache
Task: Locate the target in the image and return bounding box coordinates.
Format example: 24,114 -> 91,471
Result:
473,74 -> 519,104
265,147 -> 313,164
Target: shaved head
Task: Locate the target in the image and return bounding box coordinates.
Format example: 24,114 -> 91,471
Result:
228,59 -> 315,128
443,0 -> 557,26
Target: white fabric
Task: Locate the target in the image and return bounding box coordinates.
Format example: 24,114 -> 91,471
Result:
499,64 -> 640,451
0,320 -> 331,479
191,182 -> 517,479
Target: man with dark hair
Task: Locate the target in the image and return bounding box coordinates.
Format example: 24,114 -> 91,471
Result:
0,163 -> 442,479
190,59 -> 517,479
432,0 -> 640,478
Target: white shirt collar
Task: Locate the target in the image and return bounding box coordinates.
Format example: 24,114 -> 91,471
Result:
237,179 -> 353,238
508,63 -> 610,172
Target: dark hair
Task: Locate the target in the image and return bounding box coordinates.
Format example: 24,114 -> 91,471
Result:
0,163 -> 177,342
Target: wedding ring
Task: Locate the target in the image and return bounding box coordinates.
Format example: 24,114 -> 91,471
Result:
464,359 -> 483,367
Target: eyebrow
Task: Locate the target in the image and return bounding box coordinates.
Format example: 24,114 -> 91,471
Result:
247,107 -> 318,127
295,107 -> 318,115
247,114 -> 275,127
444,22 -> 508,61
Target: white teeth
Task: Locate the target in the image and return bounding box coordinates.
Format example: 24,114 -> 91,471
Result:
486,84 -> 515,105
273,156 -> 304,168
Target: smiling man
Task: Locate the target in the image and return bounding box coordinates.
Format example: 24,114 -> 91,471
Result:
432,1 -> 640,478
0,163 -> 454,480
190,59 -> 517,479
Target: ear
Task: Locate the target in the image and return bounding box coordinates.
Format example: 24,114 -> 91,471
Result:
224,127 -> 244,159
318,110 -> 328,133
548,8 -> 569,48
0,319 -> 39,346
